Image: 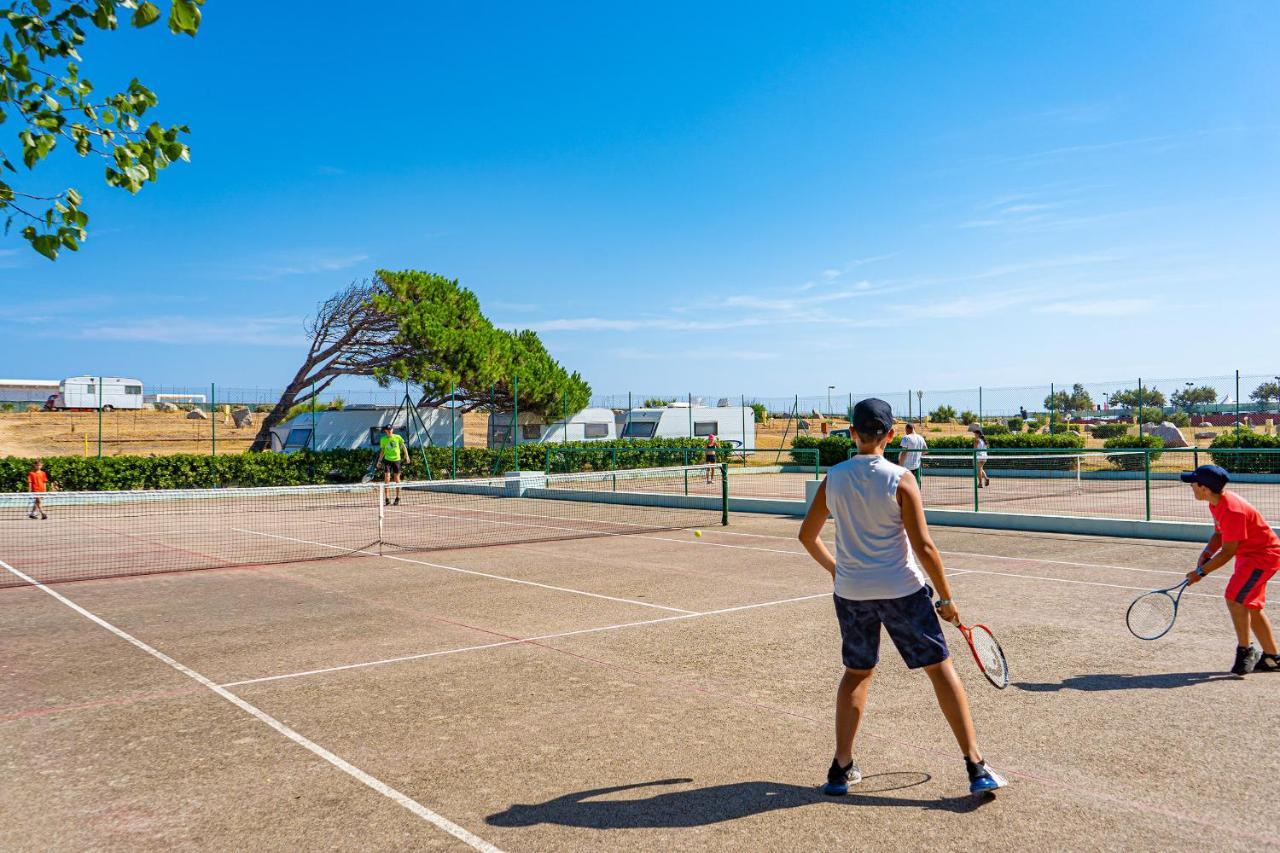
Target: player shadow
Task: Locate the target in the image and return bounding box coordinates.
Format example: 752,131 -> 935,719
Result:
1013,671 -> 1232,692
486,773 -> 987,829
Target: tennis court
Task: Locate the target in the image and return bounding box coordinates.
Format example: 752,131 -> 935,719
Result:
3,469 -> 1278,850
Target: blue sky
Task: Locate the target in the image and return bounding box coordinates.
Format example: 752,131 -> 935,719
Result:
1,2 -> 1277,401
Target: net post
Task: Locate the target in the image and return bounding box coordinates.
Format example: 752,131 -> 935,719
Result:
721,463 -> 729,526
377,481 -> 385,554
1144,448 -> 1152,521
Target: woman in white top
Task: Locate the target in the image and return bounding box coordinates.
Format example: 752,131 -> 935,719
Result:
972,427 -> 990,487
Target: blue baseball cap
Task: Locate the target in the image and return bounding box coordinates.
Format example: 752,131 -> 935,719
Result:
1180,464 -> 1229,492
852,398 -> 895,436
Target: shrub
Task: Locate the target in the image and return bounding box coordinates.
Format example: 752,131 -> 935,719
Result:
1006,417 -> 1023,432
0,403 -> 13,412
749,401 -> 768,424
25,404 -> 40,412
643,398 -> 673,408
791,434 -> 851,467
1208,430 -> 1280,473
981,423 -> 1010,435
929,404 -> 957,422
1103,434 -> 1164,470
1048,423 -> 1080,435
1091,423 -> 1129,440
1167,411 -> 1190,427
1134,406 -> 1164,424
959,410 -> 977,425
254,404 -> 273,413
1025,419 -> 1040,432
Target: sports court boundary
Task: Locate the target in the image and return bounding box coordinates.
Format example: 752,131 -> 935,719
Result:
0,558 -> 503,853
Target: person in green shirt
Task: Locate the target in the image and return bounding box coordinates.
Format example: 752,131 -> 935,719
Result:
378,424 -> 410,505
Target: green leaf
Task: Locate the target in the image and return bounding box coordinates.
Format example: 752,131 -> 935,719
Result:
168,0 -> 201,35
132,2 -> 161,27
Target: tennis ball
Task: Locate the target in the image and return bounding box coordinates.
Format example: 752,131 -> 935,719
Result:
694,530 -> 702,538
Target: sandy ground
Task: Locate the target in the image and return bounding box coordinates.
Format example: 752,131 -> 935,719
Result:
3,513 -> 1277,851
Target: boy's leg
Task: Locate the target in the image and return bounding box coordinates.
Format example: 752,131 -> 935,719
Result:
1227,599 -> 1254,647
835,667 -> 874,766
922,660 -> 980,761
1248,608 -> 1277,655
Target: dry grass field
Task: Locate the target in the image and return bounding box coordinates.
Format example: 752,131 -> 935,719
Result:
0,408 -> 1251,459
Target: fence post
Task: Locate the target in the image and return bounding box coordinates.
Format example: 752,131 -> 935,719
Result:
1049,382 -> 1055,432
1144,448 -> 1152,521
450,382 -> 457,479
562,387 -> 568,445
309,382 -> 316,481
513,374 -> 520,473
973,447 -> 980,512
1235,370 -> 1241,438
688,392 -> 693,437
741,394 -> 746,460
211,382 -> 217,458
97,375 -> 103,459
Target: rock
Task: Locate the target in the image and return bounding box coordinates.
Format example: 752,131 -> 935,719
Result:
1141,421 -> 1190,448
232,408 -> 254,428
1194,431 -> 1216,440
158,402 -> 178,412
186,408 -> 209,420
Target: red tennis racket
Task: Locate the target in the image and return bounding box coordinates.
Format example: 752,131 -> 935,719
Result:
942,611 -> 1009,689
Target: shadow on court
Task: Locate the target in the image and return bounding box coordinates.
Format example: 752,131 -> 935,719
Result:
1013,671 -> 1234,692
486,773 -> 988,828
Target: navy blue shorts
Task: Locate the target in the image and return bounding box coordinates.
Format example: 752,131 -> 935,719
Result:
833,586 -> 950,670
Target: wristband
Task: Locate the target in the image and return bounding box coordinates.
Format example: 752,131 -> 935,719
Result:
935,598 -> 953,608
1195,566 -> 1206,578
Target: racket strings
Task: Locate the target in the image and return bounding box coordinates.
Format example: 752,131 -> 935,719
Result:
970,627 -> 1008,685
1127,592 -> 1176,639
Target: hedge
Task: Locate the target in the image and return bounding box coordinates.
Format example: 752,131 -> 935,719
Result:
1102,434 -> 1163,470
1208,430 -> 1280,474
0,438 -> 727,492
791,431 -> 1085,467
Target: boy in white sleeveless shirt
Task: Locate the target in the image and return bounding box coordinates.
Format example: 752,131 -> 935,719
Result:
799,398 -> 1007,796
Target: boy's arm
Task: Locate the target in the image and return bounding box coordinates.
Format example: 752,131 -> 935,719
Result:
1187,538 -> 1237,584
798,480 -> 836,579
898,472 -> 959,623
1198,532 -> 1222,567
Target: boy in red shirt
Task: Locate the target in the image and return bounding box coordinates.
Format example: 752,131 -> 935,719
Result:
1182,465 -> 1280,676
27,459 -> 50,520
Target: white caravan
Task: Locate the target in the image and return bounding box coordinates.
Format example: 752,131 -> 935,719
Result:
270,407 -> 462,453
617,406 -> 755,447
49,376 -> 145,411
486,407 -> 619,447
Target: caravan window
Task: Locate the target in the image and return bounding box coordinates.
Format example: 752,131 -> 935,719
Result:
522,424 -> 542,440
621,421 -> 657,438
584,423 -> 609,439
693,421 -> 718,437
124,385 -> 142,395
84,383 -> 96,396
284,428 -> 312,449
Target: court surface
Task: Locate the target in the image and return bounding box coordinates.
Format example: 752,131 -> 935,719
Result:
4,513 -> 1278,851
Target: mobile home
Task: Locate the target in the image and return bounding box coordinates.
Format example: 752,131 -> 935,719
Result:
487,408 -> 619,447
48,376 -> 145,411
270,407 -> 462,453
617,405 -> 755,447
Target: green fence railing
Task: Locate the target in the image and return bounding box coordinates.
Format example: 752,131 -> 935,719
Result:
545,446 -> 821,479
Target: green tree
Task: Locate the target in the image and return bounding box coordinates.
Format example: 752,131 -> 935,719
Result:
1170,385 -> 1218,411
374,270 -> 590,417
928,404 -> 957,422
1109,387 -> 1166,409
2,1 -> 202,259
1043,390 -> 1069,413
1046,384 -> 1094,414
643,398 -> 674,408
1250,382 -> 1280,413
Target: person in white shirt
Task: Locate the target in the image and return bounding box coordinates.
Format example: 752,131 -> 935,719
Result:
973,427 -> 990,487
798,397 -> 1006,797
899,422 -> 927,473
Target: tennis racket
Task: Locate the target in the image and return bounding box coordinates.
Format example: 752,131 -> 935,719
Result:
1126,579 -> 1190,641
942,611 -> 1009,689
361,457 -> 381,484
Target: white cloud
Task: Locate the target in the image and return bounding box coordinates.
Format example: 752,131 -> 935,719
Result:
230,251 -> 370,281
1035,298 -> 1154,317
821,268 -> 841,281
72,315 -> 307,346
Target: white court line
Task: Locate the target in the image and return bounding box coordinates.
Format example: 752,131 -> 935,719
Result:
222,592 -> 834,688
232,528 -> 696,615
947,567 -> 1220,599
0,558 -> 501,853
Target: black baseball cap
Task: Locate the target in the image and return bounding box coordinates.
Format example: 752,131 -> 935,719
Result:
1180,464 -> 1229,492
852,398 -> 895,436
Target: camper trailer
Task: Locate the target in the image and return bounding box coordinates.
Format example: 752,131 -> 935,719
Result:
487,408 -> 618,447
617,405 -> 755,447
269,407 -> 462,453
47,376 -> 145,411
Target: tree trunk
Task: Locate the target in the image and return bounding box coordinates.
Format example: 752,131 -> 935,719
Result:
249,371 -> 327,451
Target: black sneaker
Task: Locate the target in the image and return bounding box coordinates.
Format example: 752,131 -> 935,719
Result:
966,757 -> 1008,794
821,758 -> 862,796
1231,645 -> 1261,678
1254,653 -> 1280,673
393,496 -> 400,506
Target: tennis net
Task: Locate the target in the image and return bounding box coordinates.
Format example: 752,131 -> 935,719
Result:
0,464 -> 727,587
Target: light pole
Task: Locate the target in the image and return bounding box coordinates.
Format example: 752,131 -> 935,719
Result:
827,386 -> 835,418
917,390 -> 924,424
